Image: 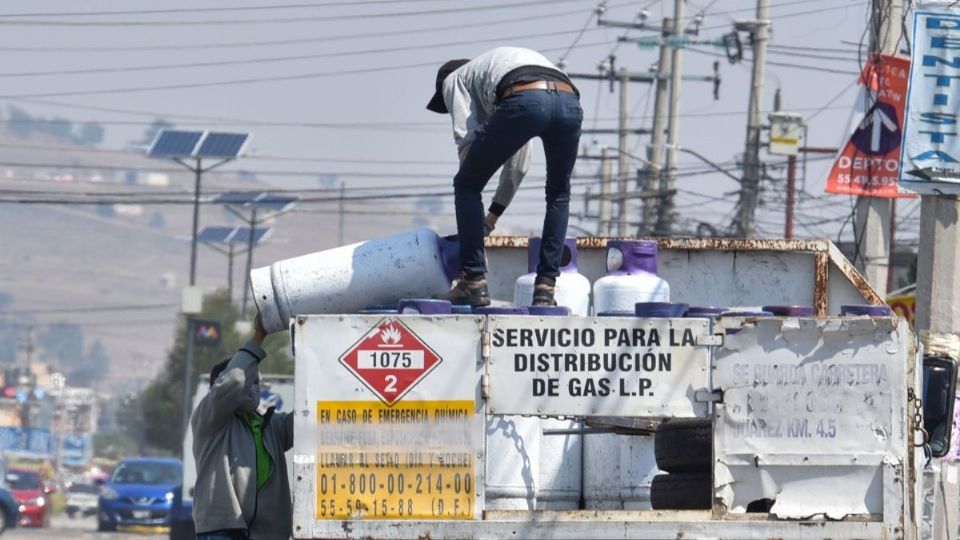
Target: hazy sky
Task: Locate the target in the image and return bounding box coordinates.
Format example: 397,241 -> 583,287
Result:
0,0 -> 907,242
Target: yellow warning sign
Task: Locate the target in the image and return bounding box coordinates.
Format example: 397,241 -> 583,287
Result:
316,400 -> 476,520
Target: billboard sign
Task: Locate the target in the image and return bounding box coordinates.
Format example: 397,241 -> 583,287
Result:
901,3 -> 960,194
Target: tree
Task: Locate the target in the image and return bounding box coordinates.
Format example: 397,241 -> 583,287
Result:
139,289 -> 292,453
6,106 -> 33,138
69,340 -> 109,388
137,118 -> 174,146
77,122 -> 105,146
38,323 -> 85,367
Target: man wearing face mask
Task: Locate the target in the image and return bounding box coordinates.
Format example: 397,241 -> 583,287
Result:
192,313 -> 293,540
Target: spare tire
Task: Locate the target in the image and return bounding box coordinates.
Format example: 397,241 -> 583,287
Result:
654,418 -> 712,473
650,473 -> 712,510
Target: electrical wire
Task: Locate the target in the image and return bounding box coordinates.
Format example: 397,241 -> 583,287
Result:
0,28 -> 604,79
0,0 -> 590,27
0,0 -> 454,18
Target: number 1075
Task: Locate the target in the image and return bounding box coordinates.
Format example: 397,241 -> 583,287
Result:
357,350 -> 424,369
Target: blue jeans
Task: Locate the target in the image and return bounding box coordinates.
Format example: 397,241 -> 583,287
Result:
454,89 -> 583,282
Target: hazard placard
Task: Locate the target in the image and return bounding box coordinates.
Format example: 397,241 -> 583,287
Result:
292,315 -> 484,524
339,318 -> 442,406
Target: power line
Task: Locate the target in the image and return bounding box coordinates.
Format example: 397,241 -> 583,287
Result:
0,0 -> 587,26
0,0 -> 453,18
0,303 -> 178,315
0,38 -> 626,99
0,28 -> 601,79
0,3 -> 626,53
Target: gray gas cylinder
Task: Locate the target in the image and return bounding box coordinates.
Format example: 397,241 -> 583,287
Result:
251,229 -> 459,332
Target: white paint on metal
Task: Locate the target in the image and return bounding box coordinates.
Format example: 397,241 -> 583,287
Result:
713,317 -> 908,528
485,317 -> 711,417
252,229 -> 454,332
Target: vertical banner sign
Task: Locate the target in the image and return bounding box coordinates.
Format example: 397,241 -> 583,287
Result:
900,3 -> 960,194
826,54 -> 913,197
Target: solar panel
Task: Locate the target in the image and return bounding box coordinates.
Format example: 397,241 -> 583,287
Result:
198,226 -> 237,244
212,191 -> 259,205
232,227 -> 271,245
212,191 -> 299,212
254,194 -> 300,211
197,132 -> 250,158
148,130 -> 204,158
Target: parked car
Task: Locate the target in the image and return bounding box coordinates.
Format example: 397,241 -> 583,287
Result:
0,487 -> 18,534
97,457 -> 182,532
65,482 -> 100,519
5,468 -> 50,527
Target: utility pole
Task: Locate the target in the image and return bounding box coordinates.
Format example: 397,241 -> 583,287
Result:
734,0 -> 770,237
655,0 -> 685,236
617,68 -> 630,236
641,18 -> 672,236
853,0 -> 900,293
598,147 -> 613,236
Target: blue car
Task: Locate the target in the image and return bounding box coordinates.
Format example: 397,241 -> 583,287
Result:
98,457 -> 182,532
0,486 -> 19,534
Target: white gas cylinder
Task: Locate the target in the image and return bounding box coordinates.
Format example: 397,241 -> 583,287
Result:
592,240 -> 669,314
250,228 -> 459,332
514,237 -> 591,315
587,240 -> 670,509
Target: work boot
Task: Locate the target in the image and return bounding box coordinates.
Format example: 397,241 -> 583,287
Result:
531,283 -> 557,307
436,276 -> 491,307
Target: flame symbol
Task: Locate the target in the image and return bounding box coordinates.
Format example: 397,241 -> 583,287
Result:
380,325 -> 402,344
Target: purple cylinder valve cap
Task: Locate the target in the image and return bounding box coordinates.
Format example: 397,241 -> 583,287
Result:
840,304 -> 893,317
686,306 -> 729,318
359,305 -> 399,314
398,299 -> 452,315
763,305 -> 815,317
527,237 -> 579,273
437,234 -> 462,282
635,302 -> 689,318
606,240 -> 659,275
474,306 -> 530,315
527,306 -> 571,316
720,310 -> 773,317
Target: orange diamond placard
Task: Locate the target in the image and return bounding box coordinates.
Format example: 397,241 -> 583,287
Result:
339,318 -> 442,406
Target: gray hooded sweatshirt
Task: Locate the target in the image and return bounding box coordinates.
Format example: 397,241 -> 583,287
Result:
191,341 -> 294,539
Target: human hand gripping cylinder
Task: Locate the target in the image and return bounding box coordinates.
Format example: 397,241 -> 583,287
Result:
250,228 -> 460,333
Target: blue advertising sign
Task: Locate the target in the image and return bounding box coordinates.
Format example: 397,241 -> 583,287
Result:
901,2 -> 960,193
61,434 -> 89,466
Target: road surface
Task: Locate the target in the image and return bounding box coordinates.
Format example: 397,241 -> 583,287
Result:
5,514 -> 165,540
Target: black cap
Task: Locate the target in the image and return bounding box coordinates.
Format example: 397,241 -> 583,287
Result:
426,59 -> 469,114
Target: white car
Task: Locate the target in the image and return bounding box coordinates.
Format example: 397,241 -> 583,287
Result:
64,483 -> 99,519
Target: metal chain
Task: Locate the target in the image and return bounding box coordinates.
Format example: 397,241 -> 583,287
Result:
908,387 -> 929,446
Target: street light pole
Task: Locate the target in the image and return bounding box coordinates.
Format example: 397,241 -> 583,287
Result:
241,207 -> 259,314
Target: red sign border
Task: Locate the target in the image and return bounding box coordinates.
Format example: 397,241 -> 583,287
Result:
337,317 -> 443,407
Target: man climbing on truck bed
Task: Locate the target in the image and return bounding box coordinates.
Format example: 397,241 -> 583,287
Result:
427,46 -> 583,307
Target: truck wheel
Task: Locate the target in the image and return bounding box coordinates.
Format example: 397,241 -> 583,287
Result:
650,473 -> 712,510
654,418 -> 712,473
